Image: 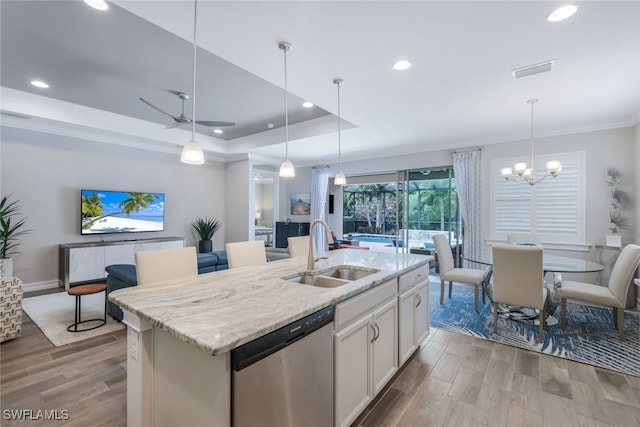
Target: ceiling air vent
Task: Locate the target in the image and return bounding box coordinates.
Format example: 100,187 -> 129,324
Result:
512,60 -> 555,79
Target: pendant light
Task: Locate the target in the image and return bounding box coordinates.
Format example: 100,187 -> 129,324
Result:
181,0 -> 205,165
333,79 -> 346,186
501,99 -> 561,185
278,42 -> 295,177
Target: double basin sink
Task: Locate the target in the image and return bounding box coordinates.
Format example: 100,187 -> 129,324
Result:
286,265 -> 380,288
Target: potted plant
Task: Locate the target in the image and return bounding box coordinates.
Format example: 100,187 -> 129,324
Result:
191,216 -> 222,253
605,167 -> 630,247
0,195 -> 31,278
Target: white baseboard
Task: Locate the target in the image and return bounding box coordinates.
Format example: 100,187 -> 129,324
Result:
23,280 -> 61,292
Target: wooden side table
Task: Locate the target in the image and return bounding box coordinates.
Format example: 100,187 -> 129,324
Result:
67,283 -> 108,332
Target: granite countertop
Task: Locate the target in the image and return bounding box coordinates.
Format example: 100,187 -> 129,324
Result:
109,249 -> 431,356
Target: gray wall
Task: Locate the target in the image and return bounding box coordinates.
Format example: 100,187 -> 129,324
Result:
1,128 -> 226,287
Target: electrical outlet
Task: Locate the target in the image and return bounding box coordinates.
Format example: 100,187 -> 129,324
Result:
129,329 -> 139,361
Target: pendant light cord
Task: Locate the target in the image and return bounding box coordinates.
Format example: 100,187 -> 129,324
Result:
337,81 -> 342,169
529,98 -> 537,173
284,47 -> 289,159
191,0 -> 198,141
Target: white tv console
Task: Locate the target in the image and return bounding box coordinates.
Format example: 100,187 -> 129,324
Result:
59,237 -> 185,289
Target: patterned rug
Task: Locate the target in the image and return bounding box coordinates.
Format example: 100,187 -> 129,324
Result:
429,279 -> 640,377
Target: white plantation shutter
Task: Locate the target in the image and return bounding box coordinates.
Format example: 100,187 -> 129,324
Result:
491,151 -> 585,245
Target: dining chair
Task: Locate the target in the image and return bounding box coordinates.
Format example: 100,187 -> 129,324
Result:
287,236 -> 309,258
492,244 -> 546,343
433,234 -> 487,312
135,246 -> 198,286
507,233 -> 541,245
226,240 -> 267,269
557,244 -> 640,341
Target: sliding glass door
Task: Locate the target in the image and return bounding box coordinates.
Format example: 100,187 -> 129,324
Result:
340,169 -> 460,261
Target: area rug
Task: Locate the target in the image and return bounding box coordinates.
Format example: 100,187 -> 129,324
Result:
22,291 -> 124,347
428,279 -> 640,377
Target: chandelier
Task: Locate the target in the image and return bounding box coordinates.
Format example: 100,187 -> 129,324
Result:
501,99 -> 561,185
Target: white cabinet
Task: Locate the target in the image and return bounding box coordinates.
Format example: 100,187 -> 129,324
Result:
371,299 -> 398,395
59,237 -> 184,288
334,280 -> 398,427
398,266 -> 430,365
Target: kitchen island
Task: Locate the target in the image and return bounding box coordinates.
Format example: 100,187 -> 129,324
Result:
109,248 -> 432,427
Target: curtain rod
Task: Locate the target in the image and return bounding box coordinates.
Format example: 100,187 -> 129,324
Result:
451,146 -> 483,154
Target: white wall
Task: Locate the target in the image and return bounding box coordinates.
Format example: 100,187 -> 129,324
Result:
224,159 -> 252,243
1,128 -> 226,286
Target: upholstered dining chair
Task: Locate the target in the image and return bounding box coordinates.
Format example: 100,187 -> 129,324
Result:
557,244 -> 640,341
287,236 -> 310,258
433,234 -> 487,312
507,233 -> 541,245
226,240 -> 267,269
492,244 -> 546,343
135,246 -> 198,286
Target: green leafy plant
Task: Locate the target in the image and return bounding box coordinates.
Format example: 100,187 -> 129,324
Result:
191,216 -> 222,241
0,195 -> 31,259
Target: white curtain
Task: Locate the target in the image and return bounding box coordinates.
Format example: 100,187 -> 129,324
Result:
311,166 -> 330,252
452,149 -> 483,268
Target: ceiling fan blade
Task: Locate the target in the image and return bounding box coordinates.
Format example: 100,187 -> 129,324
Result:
164,121 -> 185,129
195,120 -> 236,127
139,97 -> 181,121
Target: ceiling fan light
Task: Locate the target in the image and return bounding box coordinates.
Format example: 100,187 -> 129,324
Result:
334,171 -> 347,186
279,159 -> 295,178
181,139 -> 205,165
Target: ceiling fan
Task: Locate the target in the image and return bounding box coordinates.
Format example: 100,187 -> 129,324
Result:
139,92 -> 235,129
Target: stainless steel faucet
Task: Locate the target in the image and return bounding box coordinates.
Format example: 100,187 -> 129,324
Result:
308,219 -> 334,271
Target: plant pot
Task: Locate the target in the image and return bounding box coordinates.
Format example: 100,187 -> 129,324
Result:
0,258 -> 13,278
198,240 -> 213,254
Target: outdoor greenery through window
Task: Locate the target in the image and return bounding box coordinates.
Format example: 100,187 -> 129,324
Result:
341,169 -> 458,252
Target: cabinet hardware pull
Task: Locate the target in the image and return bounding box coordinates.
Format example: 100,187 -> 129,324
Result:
374,323 -> 380,341
371,324 -> 376,343
415,293 -> 422,307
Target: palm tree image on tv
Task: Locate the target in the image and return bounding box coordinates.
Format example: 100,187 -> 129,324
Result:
81,190 -> 164,234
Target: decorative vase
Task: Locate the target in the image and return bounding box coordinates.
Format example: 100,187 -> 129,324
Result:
198,240 -> 213,254
0,258 -> 13,278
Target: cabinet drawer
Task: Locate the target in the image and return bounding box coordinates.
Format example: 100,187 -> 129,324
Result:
335,280 -> 396,331
398,265 -> 429,293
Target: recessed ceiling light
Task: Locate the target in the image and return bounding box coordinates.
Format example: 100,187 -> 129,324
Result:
547,5 -> 578,22
302,101 -> 314,108
392,60 -> 412,71
84,0 -> 109,11
267,123 -> 274,129
213,129 -> 223,134
30,80 -> 49,89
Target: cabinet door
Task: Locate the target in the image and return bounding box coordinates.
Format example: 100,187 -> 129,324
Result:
334,315 -> 372,427
414,282 -> 429,345
371,298 -> 398,395
69,246 -> 105,283
398,288 -> 416,365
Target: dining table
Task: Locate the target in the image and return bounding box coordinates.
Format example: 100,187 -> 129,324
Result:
463,249 -> 604,325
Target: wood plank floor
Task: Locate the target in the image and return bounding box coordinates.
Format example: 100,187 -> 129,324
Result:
2,289 -> 640,426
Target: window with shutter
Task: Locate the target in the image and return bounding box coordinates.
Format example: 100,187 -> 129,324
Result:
490,151 -> 585,247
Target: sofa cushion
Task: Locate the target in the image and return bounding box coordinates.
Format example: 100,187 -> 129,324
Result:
213,250 -> 228,268
197,253 -> 218,268
105,264 -> 138,285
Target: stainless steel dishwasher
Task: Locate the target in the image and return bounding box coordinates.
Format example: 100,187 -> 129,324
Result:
231,305 -> 334,427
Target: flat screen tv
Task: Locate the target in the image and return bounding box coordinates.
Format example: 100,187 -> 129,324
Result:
81,189 -> 165,235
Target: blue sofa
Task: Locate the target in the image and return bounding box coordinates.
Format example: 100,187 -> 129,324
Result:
106,251 -> 228,320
